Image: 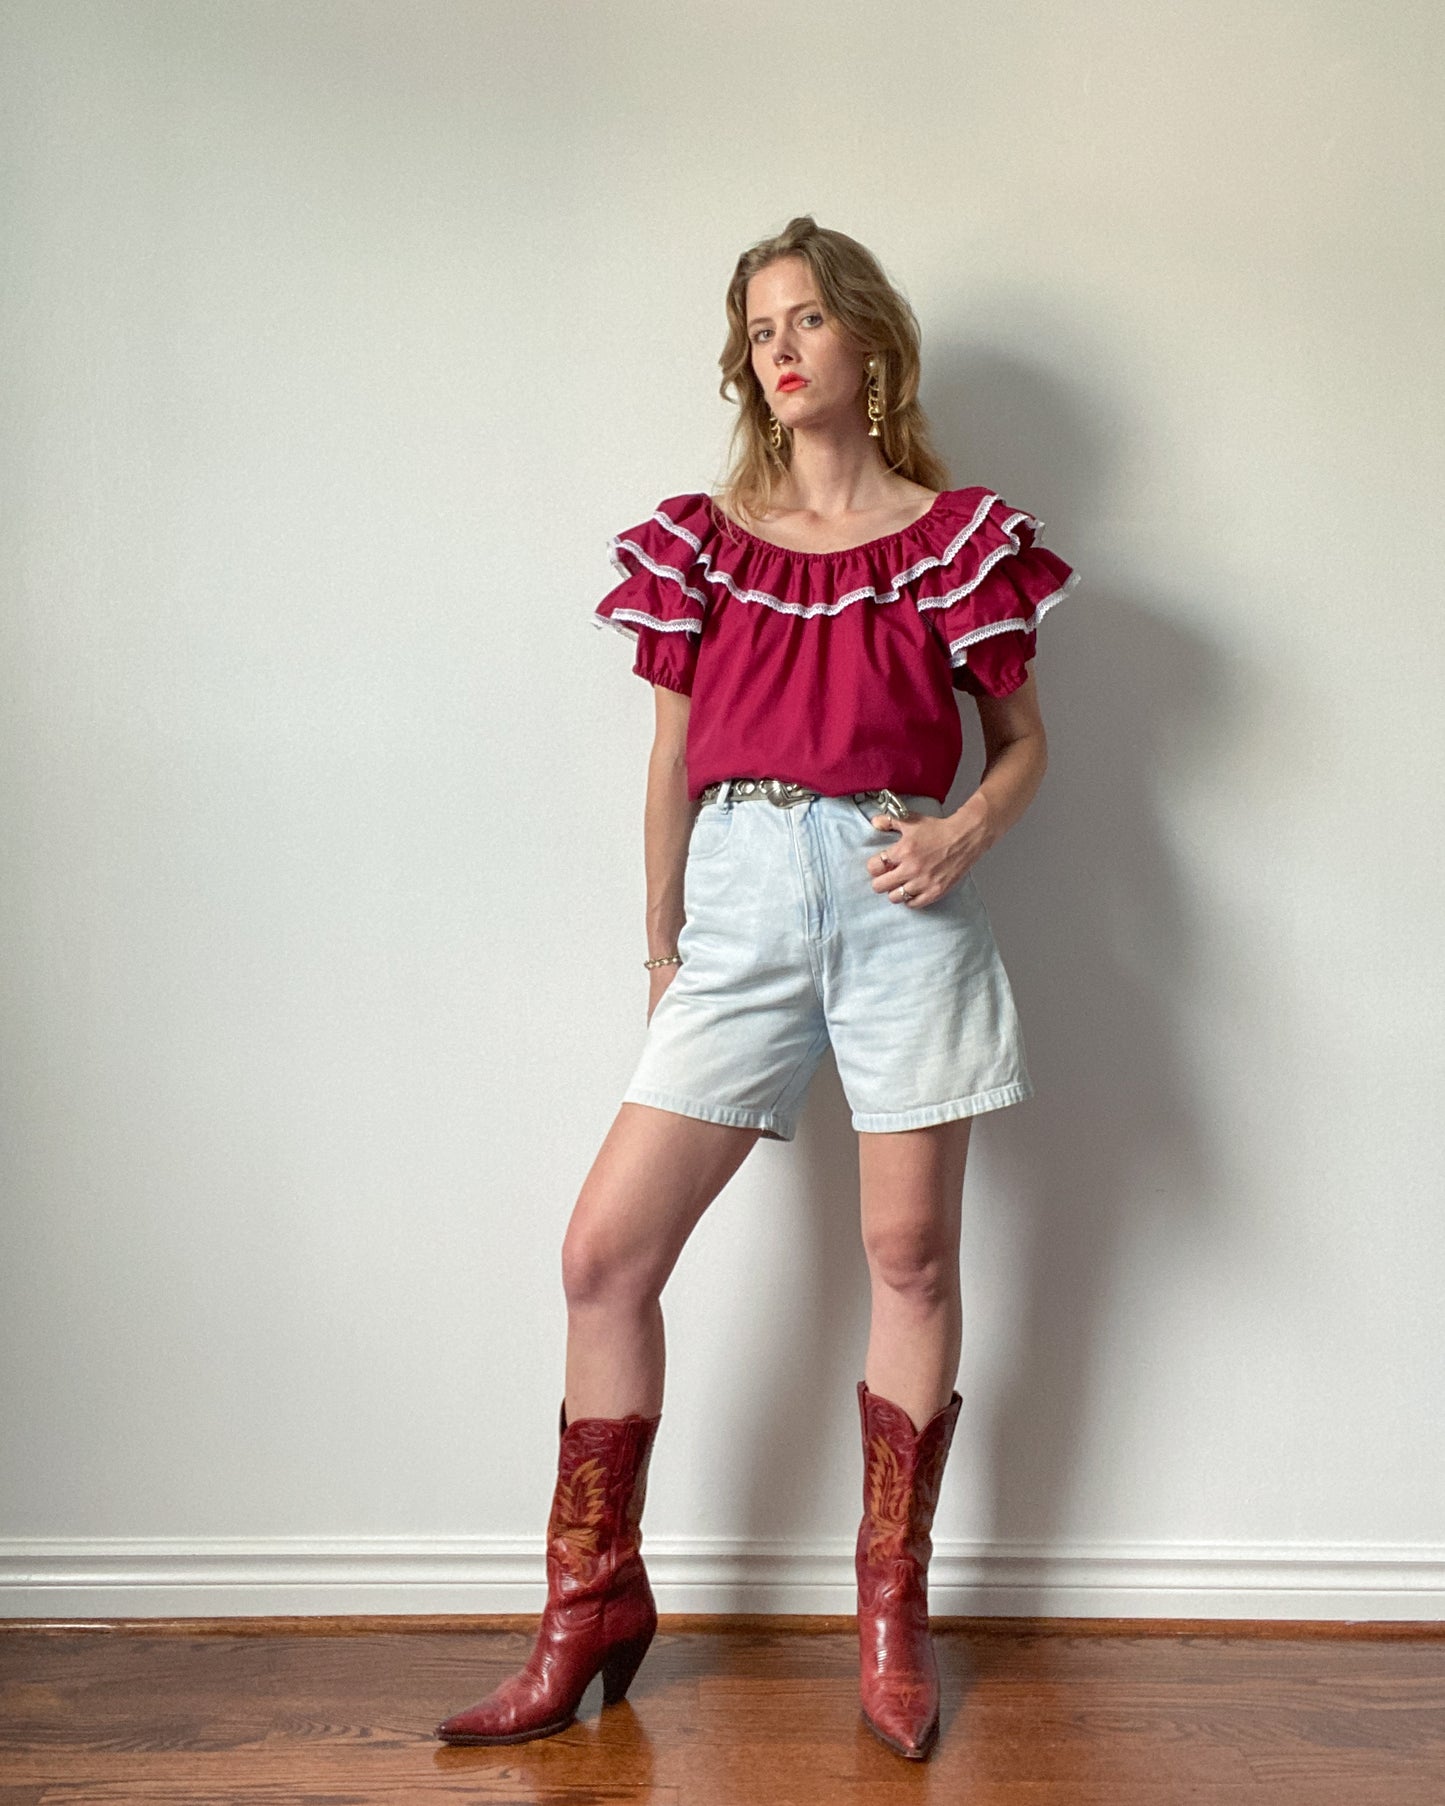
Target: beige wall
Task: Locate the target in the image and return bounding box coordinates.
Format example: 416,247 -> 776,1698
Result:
2,0 -> 1441,1617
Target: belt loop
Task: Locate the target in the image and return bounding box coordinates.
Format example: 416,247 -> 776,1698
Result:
716,779 -> 733,808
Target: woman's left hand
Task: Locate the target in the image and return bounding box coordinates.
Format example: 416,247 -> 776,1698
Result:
865,796 -> 995,907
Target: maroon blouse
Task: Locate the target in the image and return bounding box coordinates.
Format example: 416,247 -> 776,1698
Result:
592,486 -> 1079,804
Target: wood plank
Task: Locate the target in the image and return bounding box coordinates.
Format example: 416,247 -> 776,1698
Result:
2,1621 -> 1441,1805
7,1614 -> 1445,1638
36,1790 -> 675,1804
16,1787 -> 1441,1806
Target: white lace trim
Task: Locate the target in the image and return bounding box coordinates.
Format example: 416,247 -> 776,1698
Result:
945,569 -> 1081,662
907,532 -> 1040,618
621,493 -> 1047,620
684,499 -> 1018,615
592,607 -> 701,640
650,511 -> 705,554
606,537 -> 711,609
603,494 -> 1069,628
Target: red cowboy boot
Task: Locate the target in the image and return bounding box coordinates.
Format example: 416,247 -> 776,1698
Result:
854,1378 -> 962,1760
435,1401 -> 662,1744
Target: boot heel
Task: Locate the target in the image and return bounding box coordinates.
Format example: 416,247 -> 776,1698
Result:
600,1627 -> 654,1704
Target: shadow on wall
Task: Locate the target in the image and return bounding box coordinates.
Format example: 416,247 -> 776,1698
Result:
939,325 -> 1237,1578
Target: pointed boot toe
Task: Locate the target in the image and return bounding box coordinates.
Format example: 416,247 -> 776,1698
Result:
434,1401 -> 662,1746
433,1664 -> 577,1744
862,1687 -> 941,1759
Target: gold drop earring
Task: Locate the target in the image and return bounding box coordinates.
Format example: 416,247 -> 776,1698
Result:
768,410 -> 783,452
866,362 -> 884,438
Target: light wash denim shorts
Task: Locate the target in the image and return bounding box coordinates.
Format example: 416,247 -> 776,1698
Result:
622,785 -> 1033,1140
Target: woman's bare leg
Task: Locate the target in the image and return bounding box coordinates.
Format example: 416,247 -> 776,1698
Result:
857,1117 -> 972,1428
561,1101 -> 762,1420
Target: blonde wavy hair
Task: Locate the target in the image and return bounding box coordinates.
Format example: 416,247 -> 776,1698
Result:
715,215 -> 952,530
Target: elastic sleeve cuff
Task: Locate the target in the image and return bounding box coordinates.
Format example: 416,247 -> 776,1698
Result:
632,628 -> 697,695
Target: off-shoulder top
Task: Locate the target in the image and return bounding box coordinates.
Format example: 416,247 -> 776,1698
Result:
592,485 -> 1080,804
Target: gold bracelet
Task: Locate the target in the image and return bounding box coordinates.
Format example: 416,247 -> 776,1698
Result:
643,953 -> 682,969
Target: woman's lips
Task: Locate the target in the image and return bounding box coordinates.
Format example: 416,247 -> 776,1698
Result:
776,376 -> 808,392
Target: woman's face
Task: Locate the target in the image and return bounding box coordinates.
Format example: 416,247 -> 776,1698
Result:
745,255 -> 867,437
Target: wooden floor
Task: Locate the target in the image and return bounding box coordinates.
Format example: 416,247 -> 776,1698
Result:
2,1615 -> 1443,1804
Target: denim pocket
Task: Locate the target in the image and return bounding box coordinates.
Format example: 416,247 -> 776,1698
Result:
687,801 -> 736,861
849,797 -> 902,834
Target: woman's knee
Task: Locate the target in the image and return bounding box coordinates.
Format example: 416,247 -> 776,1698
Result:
864,1222 -> 958,1306
560,1199 -> 663,1312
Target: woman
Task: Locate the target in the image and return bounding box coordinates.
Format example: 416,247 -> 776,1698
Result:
435,216 -> 1079,1762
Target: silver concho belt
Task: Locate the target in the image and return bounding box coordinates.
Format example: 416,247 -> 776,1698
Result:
698,778 -> 914,820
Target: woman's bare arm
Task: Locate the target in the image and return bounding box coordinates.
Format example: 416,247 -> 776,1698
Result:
951,669 -> 1049,851
642,687 -> 696,1000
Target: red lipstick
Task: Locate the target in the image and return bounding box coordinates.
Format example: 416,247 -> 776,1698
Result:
776,374 -> 808,392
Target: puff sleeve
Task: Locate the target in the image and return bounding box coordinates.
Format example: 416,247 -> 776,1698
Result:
916,494 -> 1080,699
592,496 -> 709,697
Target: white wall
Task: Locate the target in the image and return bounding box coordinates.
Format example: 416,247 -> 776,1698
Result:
3,0 -> 1442,1619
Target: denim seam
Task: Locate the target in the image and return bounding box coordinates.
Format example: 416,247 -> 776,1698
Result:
850,1079 -> 1033,1130
623,1088 -> 790,1137
765,1018 -> 832,1124
687,806 -> 735,862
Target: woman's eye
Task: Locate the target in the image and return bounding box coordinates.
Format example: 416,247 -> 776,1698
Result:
751,314 -> 822,344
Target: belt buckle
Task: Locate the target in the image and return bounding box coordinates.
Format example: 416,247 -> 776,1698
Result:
872,786 -> 913,821
761,778 -> 812,808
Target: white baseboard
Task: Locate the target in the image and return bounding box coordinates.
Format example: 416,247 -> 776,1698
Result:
3,1536 -> 1443,1620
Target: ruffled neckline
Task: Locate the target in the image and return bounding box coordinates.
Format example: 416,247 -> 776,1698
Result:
600,483 -> 1057,628
650,486 -> 1043,614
